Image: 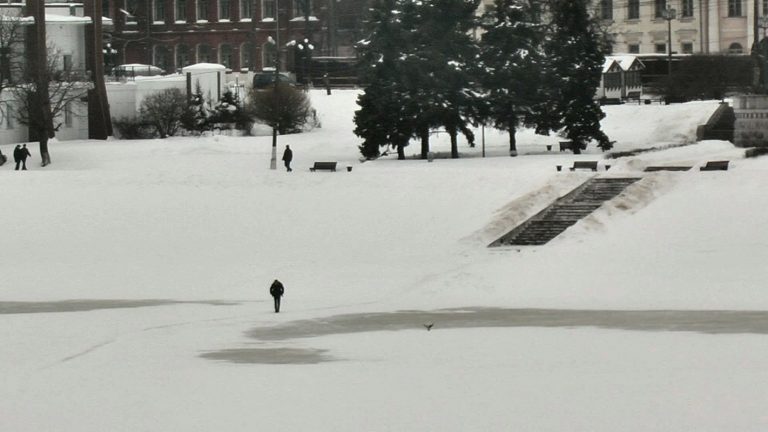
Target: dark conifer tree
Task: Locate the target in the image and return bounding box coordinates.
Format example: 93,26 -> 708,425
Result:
540,0 -> 611,153
354,0 -> 414,159
409,0 -> 480,158
478,0 -> 543,156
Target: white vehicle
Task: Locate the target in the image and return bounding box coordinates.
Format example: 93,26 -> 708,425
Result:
113,63 -> 165,77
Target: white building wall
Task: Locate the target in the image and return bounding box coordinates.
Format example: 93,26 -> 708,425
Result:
47,23 -> 86,72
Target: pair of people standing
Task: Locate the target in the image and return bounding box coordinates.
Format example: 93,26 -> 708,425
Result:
13,144 -> 31,170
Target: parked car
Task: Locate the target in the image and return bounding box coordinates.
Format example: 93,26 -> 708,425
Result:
113,63 -> 165,77
252,71 -> 296,89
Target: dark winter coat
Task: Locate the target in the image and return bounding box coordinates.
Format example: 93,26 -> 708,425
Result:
20,146 -> 31,161
282,148 -> 293,162
270,280 -> 284,298
13,146 -> 21,162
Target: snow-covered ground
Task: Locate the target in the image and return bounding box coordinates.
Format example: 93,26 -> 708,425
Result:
3,91 -> 767,431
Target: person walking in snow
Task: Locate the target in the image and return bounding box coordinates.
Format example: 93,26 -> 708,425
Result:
12,145 -> 21,170
282,145 -> 293,172
270,279 -> 285,313
19,144 -> 31,170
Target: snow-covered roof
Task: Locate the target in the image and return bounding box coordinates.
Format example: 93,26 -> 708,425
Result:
18,14 -> 91,24
603,55 -> 644,73
182,63 -> 227,72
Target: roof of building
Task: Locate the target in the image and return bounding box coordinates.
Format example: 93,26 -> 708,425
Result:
602,55 -> 645,73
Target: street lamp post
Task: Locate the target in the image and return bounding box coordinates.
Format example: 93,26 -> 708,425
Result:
662,7 -> 676,87
270,0 -> 280,170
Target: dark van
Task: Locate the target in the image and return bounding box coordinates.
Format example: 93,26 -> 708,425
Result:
253,72 -> 296,89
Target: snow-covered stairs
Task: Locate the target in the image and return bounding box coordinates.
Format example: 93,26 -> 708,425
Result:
489,177 -> 642,246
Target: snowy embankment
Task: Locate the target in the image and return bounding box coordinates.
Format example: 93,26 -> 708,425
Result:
2,91 -> 768,432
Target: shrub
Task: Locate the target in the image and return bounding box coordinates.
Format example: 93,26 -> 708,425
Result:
140,88 -> 188,138
112,116 -> 155,139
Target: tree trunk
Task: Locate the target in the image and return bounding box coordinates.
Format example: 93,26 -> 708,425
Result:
420,128 -> 429,160
508,127 -> 517,157
572,141 -> 582,155
39,135 -> 51,166
450,129 -> 458,159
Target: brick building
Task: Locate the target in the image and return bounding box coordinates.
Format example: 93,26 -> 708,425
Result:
104,0 -> 367,75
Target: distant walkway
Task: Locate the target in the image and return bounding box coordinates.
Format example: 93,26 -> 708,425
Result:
489,177 -> 641,246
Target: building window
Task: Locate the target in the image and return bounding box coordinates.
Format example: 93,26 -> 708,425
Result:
176,0 -> 187,21
154,45 -> 171,71
627,0 -> 639,19
292,0 -> 310,18
628,43 -> 640,53
728,0 -> 742,17
263,0 -> 275,18
125,0 -> 139,24
655,43 -> 667,53
729,42 -> 743,53
654,0 -> 666,18
219,0 -> 230,20
64,102 -> 73,127
681,42 -> 693,53
241,42 -> 253,70
240,0 -> 252,19
625,70 -> 640,87
262,41 -> 276,67
219,44 -> 233,68
62,54 -> 73,71
599,0 -> 612,20
154,0 -> 165,21
2,102 -> 13,129
681,0 -> 693,17
198,44 -> 212,63
197,0 -> 208,21
176,44 -> 190,70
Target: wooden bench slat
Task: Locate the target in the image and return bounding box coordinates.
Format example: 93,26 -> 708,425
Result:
310,161 -> 338,172
644,166 -> 692,172
569,161 -> 599,171
700,160 -> 729,171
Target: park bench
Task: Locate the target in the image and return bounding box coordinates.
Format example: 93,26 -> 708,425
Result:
625,91 -> 641,104
644,166 -> 692,172
699,160 -> 729,171
310,161 -> 338,172
559,141 -> 587,152
570,161 -> 599,171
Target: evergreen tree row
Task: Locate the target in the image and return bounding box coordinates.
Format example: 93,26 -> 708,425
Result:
354,0 -> 612,159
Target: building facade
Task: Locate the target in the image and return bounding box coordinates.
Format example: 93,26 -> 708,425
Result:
104,0 -> 367,74
597,0 -> 767,55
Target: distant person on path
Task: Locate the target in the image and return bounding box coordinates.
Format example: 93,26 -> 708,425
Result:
20,144 -> 31,170
13,145 -> 21,170
282,145 -> 293,172
270,279 -> 285,313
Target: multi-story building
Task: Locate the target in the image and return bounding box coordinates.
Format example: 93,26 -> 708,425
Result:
104,0 -> 367,74
597,0 -> 767,55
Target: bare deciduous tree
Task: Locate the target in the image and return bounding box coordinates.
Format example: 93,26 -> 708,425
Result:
248,83 -> 313,134
12,43 -> 92,166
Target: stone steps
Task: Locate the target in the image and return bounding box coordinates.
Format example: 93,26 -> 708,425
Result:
489,177 -> 641,247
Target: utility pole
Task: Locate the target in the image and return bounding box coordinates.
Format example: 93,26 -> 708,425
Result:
270,0 -> 280,170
